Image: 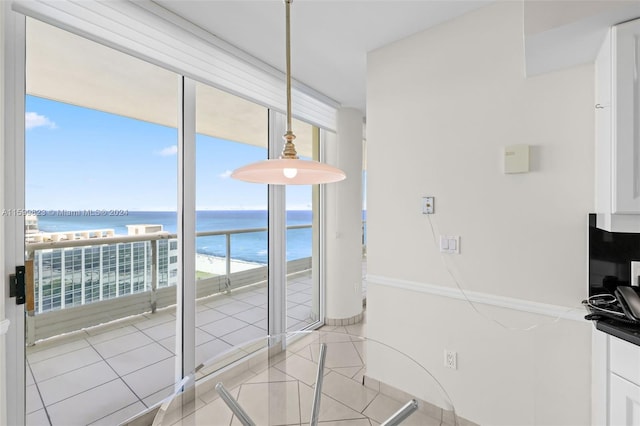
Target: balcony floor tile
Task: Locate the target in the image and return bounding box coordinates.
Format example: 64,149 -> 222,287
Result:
92,331 -> 154,359
38,361 -> 118,406
87,401 -> 147,426
26,409 -> 49,426
27,338 -> 91,365
141,384 -> 175,409
26,384 -> 43,414
30,346 -> 102,383
133,312 -> 175,330
199,316 -> 251,338
106,342 -> 173,377
85,325 -> 139,345
238,293 -> 268,307
195,307 -> 227,327
195,338 -> 233,365
215,300 -> 254,316
232,306 -> 267,324
141,320 -> 176,341
121,357 -> 176,400
219,324 -> 266,347
287,304 -> 314,322
46,379 -> 138,426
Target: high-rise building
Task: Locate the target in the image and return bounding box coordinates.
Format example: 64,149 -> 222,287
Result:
31,225 -> 178,313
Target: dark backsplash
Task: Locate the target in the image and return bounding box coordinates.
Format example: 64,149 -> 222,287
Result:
589,213 -> 640,295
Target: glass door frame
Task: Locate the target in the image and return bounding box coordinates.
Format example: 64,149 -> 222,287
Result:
266,109 -> 329,335
268,110 -> 287,337
177,77 -> 197,384
3,5 -> 27,426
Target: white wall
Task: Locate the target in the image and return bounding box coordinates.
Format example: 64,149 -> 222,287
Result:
325,107 -> 364,320
366,1 -> 593,424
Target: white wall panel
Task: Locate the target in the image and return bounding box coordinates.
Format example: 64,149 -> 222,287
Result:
366,1 -> 593,424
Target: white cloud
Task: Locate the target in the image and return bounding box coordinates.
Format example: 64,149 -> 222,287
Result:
219,170 -> 233,179
157,145 -> 178,156
25,112 -> 56,130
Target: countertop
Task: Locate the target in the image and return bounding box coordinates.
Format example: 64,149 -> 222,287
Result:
596,318 -> 640,346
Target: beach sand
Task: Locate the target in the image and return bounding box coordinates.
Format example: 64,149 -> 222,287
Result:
195,253 -> 263,276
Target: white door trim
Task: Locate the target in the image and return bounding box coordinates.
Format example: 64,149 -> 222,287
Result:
2,3 -> 26,425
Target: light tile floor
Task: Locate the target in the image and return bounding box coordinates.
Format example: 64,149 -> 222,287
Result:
25,259 -> 368,426
154,319 -> 448,426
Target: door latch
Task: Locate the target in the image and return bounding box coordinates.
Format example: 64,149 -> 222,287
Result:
9,265 -> 26,305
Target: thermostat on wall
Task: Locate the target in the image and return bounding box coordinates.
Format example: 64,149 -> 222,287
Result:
504,144 -> 529,174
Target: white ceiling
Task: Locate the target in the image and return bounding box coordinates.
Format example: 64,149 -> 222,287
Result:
154,0 -> 493,113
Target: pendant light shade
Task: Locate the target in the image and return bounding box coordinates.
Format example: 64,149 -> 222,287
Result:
230,0 -> 346,185
231,158 -> 346,185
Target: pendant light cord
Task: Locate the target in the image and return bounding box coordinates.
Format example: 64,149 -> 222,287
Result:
285,0 -> 292,133
230,0 -> 345,184
281,0 -> 298,159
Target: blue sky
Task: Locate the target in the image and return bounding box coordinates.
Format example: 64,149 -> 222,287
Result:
26,96 -> 313,211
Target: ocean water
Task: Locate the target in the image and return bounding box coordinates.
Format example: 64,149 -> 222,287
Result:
36,210 -> 313,264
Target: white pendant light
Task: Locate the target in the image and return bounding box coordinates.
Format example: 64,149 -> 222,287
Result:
231,0 -> 346,185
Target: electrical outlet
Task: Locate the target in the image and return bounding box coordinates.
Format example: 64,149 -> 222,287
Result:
444,350 -> 457,370
422,196 -> 434,214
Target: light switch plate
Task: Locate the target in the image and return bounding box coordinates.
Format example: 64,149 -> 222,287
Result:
440,236 -> 460,254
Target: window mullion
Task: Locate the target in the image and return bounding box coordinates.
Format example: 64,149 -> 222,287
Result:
268,110 -> 286,337
176,76 -> 197,385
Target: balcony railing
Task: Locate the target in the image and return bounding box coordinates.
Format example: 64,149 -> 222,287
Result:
24,225 -> 313,345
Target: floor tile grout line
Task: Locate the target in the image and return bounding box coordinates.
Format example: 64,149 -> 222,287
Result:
84,338 -> 148,412
32,358 -> 104,386
312,375 -> 376,423
352,341 -> 367,367
359,391 -> 382,418
26,359 -> 53,426
84,324 -> 140,347
27,336 -> 92,366
41,377 -> 124,422
85,335 -> 170,411
101,329 -> 173,368
92,330 -> 161,359
86,400 -> 145,426
296,379 -> 303,425
196,308 -> 231,329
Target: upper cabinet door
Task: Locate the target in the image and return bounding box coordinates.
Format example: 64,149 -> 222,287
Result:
595,30 -> 612,215
613,19 -> 640,213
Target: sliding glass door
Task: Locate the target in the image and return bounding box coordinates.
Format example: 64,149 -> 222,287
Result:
286,120 -> 322,331
24,17 -> 180,425
10,11 -> 330,426
194,82 -> 269,367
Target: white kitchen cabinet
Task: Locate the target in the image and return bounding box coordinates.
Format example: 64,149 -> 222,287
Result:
610,373 -> 640,426
592,328 -> 640,425
596,18 -> 640,231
